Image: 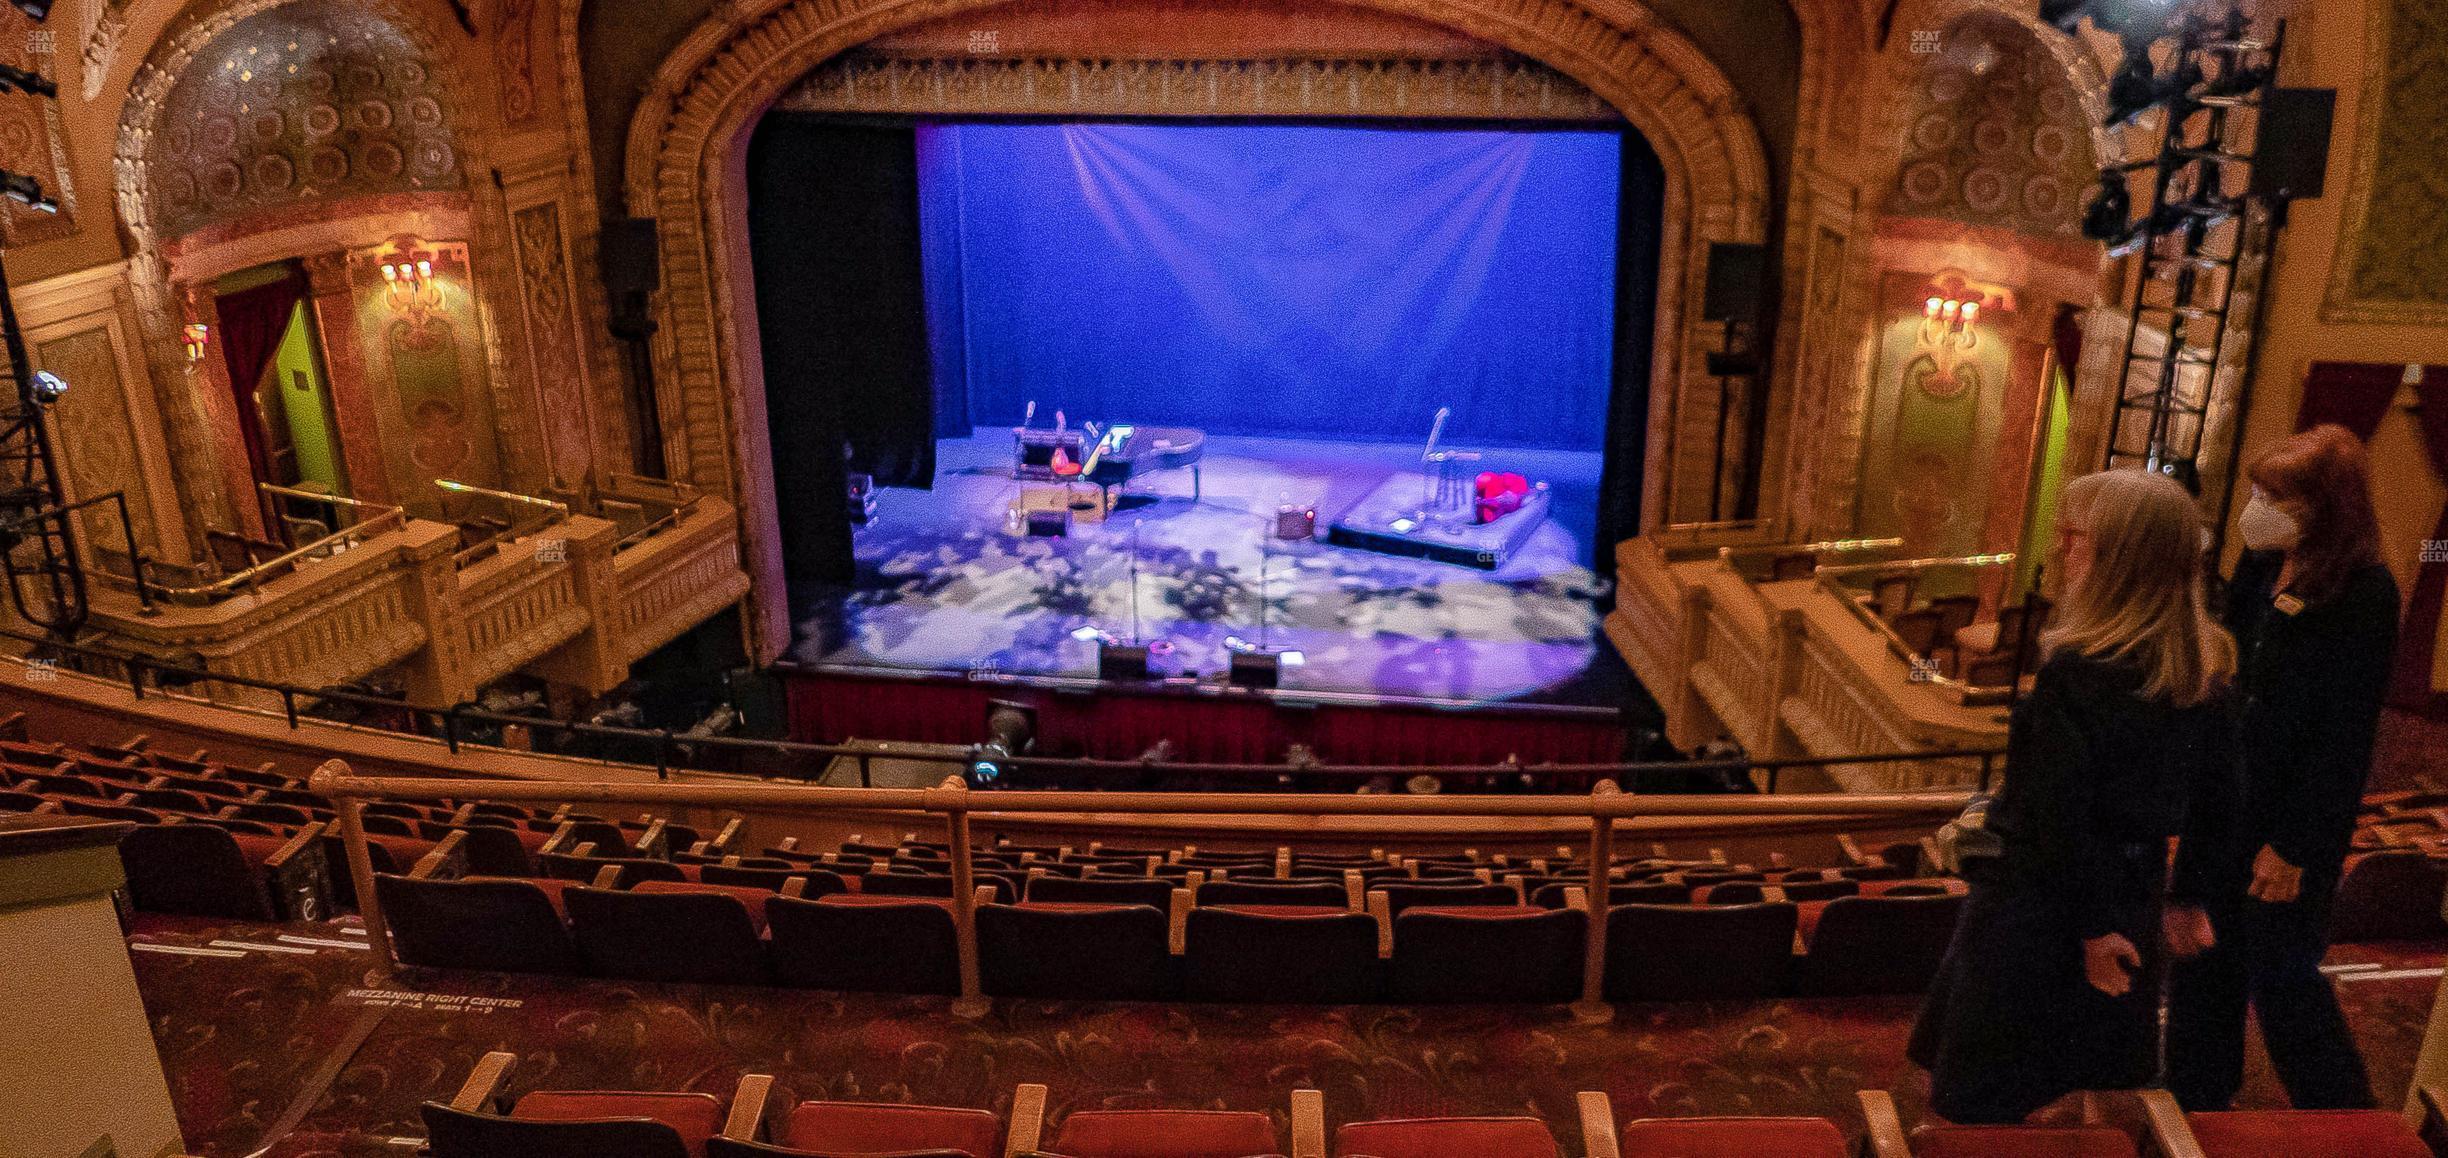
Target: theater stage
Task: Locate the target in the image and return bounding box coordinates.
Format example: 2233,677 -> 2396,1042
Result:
784,431 -> 1618,706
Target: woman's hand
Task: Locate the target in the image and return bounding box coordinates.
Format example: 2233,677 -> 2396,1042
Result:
2248,845 -> 2304,904
2163,905 -> 2216,958
2083,933 -> 2141,996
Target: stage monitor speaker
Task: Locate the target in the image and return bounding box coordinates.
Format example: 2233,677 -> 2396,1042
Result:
602,218 -> 662,294
1025,509 -> 1068,537
1701,243 -> 1768,323
1099,644 -> 1150,681
2251,88 -> 2335,202
1229,652 -> 1280,690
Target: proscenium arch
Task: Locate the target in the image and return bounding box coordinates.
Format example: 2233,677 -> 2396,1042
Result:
628,0 -> 1776,660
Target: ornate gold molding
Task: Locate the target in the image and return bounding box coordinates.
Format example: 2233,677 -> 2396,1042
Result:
775,53 -> 1614,121
2321,0 -> 2448,326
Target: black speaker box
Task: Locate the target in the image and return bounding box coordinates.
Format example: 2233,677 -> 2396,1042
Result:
1099,644 -> 1150,681
601,217 -> 662,295
1701,242 -> 1768,323
1229,651 -> 1280,690
2251,88 -> 2335,202
1025,509 -> 1068,537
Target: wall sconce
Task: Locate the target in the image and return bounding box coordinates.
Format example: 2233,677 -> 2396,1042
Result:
1910,279 -> 1999,399
1920,294 -> 1983,351
181,322 -> 210,363
378,250 -> 443,324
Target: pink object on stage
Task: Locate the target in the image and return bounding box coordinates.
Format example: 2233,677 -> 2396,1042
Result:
1474,472 -> 1531,525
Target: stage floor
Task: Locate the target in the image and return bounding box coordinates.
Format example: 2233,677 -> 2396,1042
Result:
786,432 -> 1620,705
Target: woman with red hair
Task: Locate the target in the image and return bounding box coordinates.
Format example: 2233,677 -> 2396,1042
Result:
2167,423 -> 2401,1111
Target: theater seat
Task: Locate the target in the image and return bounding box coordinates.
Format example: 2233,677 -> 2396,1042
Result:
565,885 -> 767,986
1614,1116 -> 1847,1158
707,1074 -> 1004,1158
768,894 -> 959,995
978,900 -> 1178,1000
1046,1108 -> 1279,1158
375,873 -> 581,975
1332,1115 -> 1559,1158
1184,905 -> 1379,1003
2183,1110 -> 2430,1158
422,1051 -> 722,1158
1909,1125 -> 2139,1158
2329,850 -> 2448,942
1386,906 -> 1583,1004
1790,893 -> 1964,997
1604,903 -> 1795,1001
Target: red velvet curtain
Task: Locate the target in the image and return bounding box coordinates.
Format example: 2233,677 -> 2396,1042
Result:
2393,367 -> 2448,710
213,272 -> 307,521
2296,361 -> 2404,439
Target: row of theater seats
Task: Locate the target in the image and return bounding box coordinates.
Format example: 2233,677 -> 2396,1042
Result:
2343,787 -> 2448,941
0,719 -> 717,924
376,828 -> 1973,1002
419,1050 -> 2448,1158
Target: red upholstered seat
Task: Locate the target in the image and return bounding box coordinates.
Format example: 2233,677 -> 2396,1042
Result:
513,1090 -> 725,1157
1400,904 -> 1549,920
1203,903 -> 1349,918
1910,1125 -> 2139,1158
635,880 -> 780,931
1048,1108 -> 1279,1158
784,1100 -> 1002,1157
819,892 -> 957,910
230,832 -> 291,867
2185,1110 -> 2430,1158
1615,1116 -> 1847,1157
1333,1115 -> 1559,1158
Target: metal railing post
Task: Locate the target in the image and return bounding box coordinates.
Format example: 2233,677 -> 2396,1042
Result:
323,760 -> 394,980
442,707 -> 461,754
942,777 -> 988,1018
655,730 -> 671,781
1574,778 -> 1621,1024
282,688 -> 298,729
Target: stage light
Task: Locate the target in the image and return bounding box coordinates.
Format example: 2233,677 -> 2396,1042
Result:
1069,624 -> 1108,643
1277,651 -> 1306,667
0,64 -> 55,98
2081,170 -> 2134,243
2104,51 -> 2162,126
27,370 -> 67,404
0,171 -> 56,213
9,0 -> 47,22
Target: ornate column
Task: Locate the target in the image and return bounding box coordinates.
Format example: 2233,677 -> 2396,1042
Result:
301,250 -> 396,506
177,285 -> 267,542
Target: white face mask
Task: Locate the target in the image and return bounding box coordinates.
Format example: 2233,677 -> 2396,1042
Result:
2239,491 -> 2302,552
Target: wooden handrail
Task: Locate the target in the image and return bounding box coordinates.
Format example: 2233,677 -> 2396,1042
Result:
311,757 -> 1971,1020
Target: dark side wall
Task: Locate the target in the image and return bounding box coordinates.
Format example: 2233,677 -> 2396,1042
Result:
578,0 -> 1802,218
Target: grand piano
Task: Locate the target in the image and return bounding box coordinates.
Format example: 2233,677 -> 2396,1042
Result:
1016,423 -> 1204,508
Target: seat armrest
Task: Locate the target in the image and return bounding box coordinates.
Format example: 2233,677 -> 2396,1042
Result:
724,1073 -> 775,1141
1169,888 -> 1193,955
2136,1089 -> 2206,1158
1578,1091 -> 1619,1158
411,830 -> 470,881
449,1051 -> 518,1113
1368,891 -> 1394,959
1289,1089 -> 1325,1158
591,864 -> 623,889
1856,1091 -> 1910,1158
1006,1083 -> 1048,1157
267,820 -> 333,921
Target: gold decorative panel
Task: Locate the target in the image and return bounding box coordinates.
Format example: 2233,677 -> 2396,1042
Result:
511,201 -> 593,488
2324,0 -> 2448,324
35,328 -> 158,555
776,53 -> 1614,121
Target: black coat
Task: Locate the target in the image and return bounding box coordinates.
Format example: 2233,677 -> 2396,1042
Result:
2223,550 -> 2400,881
1911,652 -> 2239,1122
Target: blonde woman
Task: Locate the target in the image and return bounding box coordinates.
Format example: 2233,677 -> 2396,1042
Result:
1909,469 -> 2241,1124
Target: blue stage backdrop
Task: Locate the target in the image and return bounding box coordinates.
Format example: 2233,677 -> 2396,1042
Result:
917,122 -> 1622,452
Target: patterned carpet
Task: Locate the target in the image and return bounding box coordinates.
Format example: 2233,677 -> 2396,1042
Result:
789,433 -> 1618,706
128,915 -> 2445,1157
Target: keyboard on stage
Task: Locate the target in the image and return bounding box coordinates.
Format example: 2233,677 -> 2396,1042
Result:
1085,425 -> 1204,503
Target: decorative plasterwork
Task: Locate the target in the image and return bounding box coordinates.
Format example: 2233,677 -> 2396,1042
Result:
1877,15 -> 2095,237
774,53 -> 1615,121
138,3 -> 466,241
625,0 -> 1772,659
2322,0 -> 2448,325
